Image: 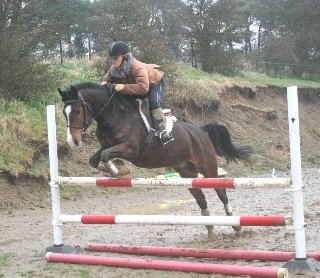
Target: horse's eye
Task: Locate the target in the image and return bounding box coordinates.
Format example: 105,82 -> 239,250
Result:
76,110 -> 80,114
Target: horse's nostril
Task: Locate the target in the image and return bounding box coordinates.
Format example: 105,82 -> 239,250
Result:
74,140 -> 80,147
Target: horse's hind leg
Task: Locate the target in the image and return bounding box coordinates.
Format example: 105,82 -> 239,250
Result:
214,188 -> 241,232
198,161 -> 242,232
188,188 -> 214,238
174,163 -> 214,239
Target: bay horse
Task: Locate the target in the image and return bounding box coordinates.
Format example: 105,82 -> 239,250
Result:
58,82 -> 252,238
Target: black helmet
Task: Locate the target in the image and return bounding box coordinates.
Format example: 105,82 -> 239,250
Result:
109,41 -> 130,57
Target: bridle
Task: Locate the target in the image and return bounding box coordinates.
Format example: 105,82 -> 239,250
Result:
64,94 -> 94,132
64,89 -> 118,132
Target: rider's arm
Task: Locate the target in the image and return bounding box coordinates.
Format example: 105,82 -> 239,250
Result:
122,66 -> 149,95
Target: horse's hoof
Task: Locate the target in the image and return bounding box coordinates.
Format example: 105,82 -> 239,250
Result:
201,209 -> 210,216
97,162 -> 120,177
207,230 -> 215,240
232,225 -> 242,232
97,163 -> 110,173
116,165 -> 131,176
112,158 -> 125,167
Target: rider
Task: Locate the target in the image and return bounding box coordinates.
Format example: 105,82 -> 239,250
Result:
100,41 -> 174,145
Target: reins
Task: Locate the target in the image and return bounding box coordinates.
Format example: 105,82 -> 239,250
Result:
93,90 -> 117,121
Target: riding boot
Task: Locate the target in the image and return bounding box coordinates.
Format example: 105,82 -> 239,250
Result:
151,108 -> 174,145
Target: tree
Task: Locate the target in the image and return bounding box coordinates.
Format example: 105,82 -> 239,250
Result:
92,0 -> 174,68
0,1 -> 56,99
0,0 -> 94,99
181,0 -> 247,74
252,0 -> 320,77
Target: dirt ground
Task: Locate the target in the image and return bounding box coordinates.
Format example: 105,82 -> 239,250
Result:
1,167 -> 320,278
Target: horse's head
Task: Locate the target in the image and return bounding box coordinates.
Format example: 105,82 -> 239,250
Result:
58,85 -> 94,148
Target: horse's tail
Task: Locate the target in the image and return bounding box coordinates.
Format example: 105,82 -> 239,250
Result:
201,123 -> 253,163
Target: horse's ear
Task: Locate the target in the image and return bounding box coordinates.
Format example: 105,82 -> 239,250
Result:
58,88 -> 64,97
70,85 -> 78,97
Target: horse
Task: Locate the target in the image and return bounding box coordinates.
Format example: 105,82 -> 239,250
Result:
58,82 -> 253,238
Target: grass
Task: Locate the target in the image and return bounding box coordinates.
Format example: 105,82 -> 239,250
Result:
0,252 -> 14,267
42,263 -> 94,278
54,59 -> 101,85
60,185 -> 88,200
19,270 -> 36,277
240,71 -> 320,88
0,99 -> 38,172
0,97 -> 56,174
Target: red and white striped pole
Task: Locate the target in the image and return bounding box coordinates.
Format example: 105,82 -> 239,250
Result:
59,214 -> 290,226
55,176 -> 291,189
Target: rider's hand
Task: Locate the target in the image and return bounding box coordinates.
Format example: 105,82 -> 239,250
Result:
114,84 -> 125,92
100,81 -> 107,85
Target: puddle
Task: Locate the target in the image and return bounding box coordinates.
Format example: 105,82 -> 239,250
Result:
118,199 -> 195,215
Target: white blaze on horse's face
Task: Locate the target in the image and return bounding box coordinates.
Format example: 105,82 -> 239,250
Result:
65,105 -> 82,148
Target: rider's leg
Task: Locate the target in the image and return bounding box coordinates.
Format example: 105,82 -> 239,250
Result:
150,107 -> 174,145
148,79 -> 174,145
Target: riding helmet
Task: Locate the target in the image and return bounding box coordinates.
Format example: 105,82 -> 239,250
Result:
109,41 -> 130,57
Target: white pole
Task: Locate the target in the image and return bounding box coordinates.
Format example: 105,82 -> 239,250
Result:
47,105 -> 63,246
287,86 -> 306,259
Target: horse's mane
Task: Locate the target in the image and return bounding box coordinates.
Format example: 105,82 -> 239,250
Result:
73,82 -> 114,98
73,82 -> 103,91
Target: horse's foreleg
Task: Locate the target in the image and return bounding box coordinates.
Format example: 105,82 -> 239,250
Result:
100,143 -> 137,177
89,147 -> 104,168
89,147 -> 114,174
215,188 -> 241,232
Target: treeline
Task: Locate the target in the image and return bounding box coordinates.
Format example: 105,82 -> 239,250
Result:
1,0 -> 319,100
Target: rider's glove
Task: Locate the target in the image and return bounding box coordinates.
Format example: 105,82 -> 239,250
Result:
114,84 -> 125,92
100,81 -> 107,85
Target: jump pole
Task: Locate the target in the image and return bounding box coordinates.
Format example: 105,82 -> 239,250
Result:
86,243 -> 320,262
58,214 -> 289,226
45,252 -> 289,278
55,176 -> 291,189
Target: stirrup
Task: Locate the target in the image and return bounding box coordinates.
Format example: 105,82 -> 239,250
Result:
159,130 -> 174,145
